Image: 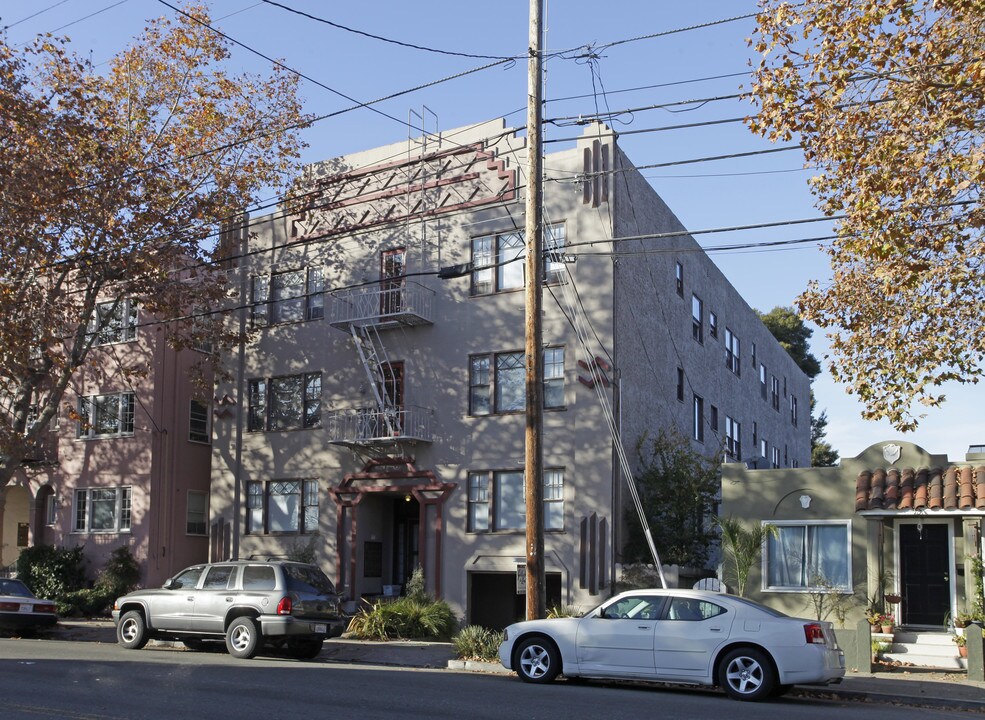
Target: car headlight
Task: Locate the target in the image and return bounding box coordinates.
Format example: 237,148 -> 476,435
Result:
502,628 -> 509,642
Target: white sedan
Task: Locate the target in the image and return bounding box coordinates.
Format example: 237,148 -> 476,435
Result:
499,588 -> 845,702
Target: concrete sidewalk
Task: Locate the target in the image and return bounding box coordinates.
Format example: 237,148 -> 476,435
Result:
44,620 -> 985,710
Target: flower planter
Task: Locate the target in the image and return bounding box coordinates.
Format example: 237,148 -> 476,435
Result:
881,625 -> 894,634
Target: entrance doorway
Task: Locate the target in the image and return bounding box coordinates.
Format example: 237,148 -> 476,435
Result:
392,496 -> 419,590
468,572 -> 562,630
899,522 -> 951,626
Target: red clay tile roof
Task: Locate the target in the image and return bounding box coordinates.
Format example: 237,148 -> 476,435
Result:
856,466 -> 985,512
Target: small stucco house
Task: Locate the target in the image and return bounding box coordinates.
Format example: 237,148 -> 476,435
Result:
721,441 -> 985,630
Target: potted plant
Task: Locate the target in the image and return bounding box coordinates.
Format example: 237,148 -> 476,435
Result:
954,611 -> 973,629
879,613 -> 895,634
866,608 -> 882,633
954,633 -> 968,658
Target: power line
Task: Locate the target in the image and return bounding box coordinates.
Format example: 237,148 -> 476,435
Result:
259,0 -> 525,60
1,0 -> 73,30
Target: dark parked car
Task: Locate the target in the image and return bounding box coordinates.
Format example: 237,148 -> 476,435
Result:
112,560 -> 345,659
0,578 -> 58,633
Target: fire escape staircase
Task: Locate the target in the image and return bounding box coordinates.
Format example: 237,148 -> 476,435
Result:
327,281 -> 435,447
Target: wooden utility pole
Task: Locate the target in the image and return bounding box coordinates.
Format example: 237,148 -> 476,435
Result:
524,0 -> 545,621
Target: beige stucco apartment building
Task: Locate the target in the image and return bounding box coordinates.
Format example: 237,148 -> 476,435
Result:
0,301 -> 213,587
209,119 -> 811,627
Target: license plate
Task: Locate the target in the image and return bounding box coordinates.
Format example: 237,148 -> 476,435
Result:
313,623 -> 327,634
19,604 -> 32,613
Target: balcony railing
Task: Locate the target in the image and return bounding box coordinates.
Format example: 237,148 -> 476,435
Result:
329,281 -> 434,331
326,405 -> 433,445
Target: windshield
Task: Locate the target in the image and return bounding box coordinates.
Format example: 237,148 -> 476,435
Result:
0,579 -> 33,598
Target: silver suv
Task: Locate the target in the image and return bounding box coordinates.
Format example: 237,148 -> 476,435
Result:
111,560 -> 345,659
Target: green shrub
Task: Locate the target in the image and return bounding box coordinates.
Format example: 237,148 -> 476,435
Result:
15,545 -> 87,600
547,605 -> 580,618
96,546 -> 140,597
452,625 -> 501,661
346,596 -> 458,641
61,586 -> 116,617
404,566 -> 427,602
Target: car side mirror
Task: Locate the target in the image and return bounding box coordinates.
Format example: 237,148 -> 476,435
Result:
163,578 -> 177,590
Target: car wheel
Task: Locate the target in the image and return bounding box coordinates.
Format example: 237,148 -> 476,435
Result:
719,647 -> 776,702
288,637 -> 324,660
515,636 -> 561,684
117,611 -> 149,650
225,617 -> 261,659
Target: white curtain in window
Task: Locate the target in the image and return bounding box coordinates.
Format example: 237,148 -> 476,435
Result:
495,472 -> 525,530
768,524 -> 849,589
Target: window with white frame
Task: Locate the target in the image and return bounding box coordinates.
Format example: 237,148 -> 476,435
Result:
245,479 -> 319,534
760,438 -> 768,462
189,399 -> 211,443
771,375 -> 781,411
676,367 -> 685,402
709,311 -> 718,339
469,349 -> 564,415
675,261 -> 684,297
771,445 -> 780,468
73,487 -> 131,533
45,494 -> 57,525
691,294 -> 703,343
760,363 -> 767,400
724,415 -> 741,460
693,395 -> 704,442
724,328 -> 740,376
764,521 -> 851,591
790,395 -> 799,426
77,392 -> 135,438
471,224 -> 565,294
89,299 -> 138,345
250,267 -> 323,327
187,490 -> 208,535
247,373 -> 321,431
466,470 -> 564,532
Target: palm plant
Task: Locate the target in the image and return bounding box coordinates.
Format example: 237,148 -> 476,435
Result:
715,516 -> 778,597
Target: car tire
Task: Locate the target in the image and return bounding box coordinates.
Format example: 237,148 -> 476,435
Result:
719,647 -> 777,701
514,636 -> 561,684
288,637 -> 324,660
225,617 -> 261,659
117,611 -> 149,650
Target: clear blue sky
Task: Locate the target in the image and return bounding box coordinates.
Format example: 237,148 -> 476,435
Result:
3,0 -> 981,462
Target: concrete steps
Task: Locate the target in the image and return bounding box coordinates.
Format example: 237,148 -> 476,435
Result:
878,630 -> 965,670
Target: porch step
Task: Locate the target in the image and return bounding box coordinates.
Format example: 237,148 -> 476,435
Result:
879,631 -> 964,670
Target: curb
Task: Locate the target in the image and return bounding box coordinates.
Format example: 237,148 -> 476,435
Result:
447,659 -> 510,674
792,685 -> 985,712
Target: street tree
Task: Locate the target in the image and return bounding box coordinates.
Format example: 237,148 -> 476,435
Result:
625,428 -> 721,570
748,0 -> 984,431
757,306 -> 838,465
0,4 -> 308,489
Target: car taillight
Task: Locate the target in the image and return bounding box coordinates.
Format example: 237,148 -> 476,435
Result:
277,596 -> 293,615
804,623 -> 826,644
34,604 -> 57,614
0,602 -> 19,611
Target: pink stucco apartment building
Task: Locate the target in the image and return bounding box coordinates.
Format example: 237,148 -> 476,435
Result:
0,299 -> 213,587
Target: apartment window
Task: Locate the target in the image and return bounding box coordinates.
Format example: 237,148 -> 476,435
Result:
784,445 -> 789,466
724,328 -> 740,376
77,392 -> 135,439
710,405 -> 719,432
760,438 -> 768,462
691,294 -> 703,343
469,349 -> 564,415
251,267 -> 323,326
189,399 -> 211,443
471,224 -> 566,294
675,261 -> 684,297
724,415 -> 741,461
186,491 -> 208,535
760,364 -> 768,400
467,470 -> 564,532
764,521 -> 851,591
89,299 -> 138,345
790,395 -> 799,426
751,342 -> 758,369
693,395 -> 704,442
752,421 -> 758,448
709,312 -> 718,339
771,446 -> 780,468
247,373 -> 321,431
771,376 -> 781,411
246,479 -> 319,534
73,487 -> 132,533
45,494 -> 57,525
676,367 -> 685,402
545,224 -> 567,283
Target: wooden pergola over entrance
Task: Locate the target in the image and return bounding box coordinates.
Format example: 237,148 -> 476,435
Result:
329,457 -> 455,601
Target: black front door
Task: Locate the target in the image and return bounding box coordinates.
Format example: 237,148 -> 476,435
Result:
899,523 -> 951,626
392,497 -> 419,588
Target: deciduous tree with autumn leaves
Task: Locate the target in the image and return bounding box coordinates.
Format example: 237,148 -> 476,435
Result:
748,0 -> 983,431
0,5 -> 308,489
